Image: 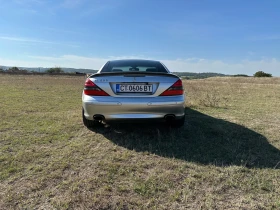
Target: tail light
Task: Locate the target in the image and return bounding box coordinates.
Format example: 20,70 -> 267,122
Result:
83,78 -> 109,96
160,79 -> 183,96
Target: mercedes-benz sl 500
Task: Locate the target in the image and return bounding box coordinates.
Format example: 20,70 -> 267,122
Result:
82,59 -> 185,127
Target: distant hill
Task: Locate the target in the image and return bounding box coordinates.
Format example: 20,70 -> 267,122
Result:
172,72 -> 229,79
0,65 -> 232,79
0,65 -> 98,74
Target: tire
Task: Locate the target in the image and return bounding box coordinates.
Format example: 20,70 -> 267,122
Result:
82,109 -> 100,128
172,115 -> 185,128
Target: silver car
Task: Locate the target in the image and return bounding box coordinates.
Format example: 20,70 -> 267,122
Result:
82,59 -> 185,127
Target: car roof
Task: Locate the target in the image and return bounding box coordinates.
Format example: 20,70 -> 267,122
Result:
108,59 -> 161,63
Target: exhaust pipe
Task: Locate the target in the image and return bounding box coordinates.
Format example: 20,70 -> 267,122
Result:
93,114 -> 105,121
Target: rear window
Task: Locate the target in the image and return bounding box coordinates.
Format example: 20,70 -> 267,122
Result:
101,60 -> 168,73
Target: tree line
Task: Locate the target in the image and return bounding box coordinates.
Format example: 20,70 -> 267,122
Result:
0,67 -> 273,78
0,66 -> 64,73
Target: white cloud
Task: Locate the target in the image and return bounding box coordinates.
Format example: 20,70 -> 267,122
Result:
0,36 -> 53,44
27,55 -> 108,69
161,58 -> 280,76
0,36 -> 79,47
43,27 -> 82,35
1,55 -> 280,76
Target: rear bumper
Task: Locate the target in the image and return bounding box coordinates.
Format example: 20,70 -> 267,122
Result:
82,95 -> 185,121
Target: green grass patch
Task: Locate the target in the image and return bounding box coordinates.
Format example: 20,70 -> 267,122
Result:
0,75 -> 279,209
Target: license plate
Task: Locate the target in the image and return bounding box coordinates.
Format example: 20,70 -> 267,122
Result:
116,84 -> 153,93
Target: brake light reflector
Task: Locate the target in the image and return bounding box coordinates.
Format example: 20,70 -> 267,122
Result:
160,79 -> 184,96
83,78 -> 109,96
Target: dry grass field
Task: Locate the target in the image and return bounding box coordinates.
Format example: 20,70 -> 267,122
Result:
0,74 -> 279,209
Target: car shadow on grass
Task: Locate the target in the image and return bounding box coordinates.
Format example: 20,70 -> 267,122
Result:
88,108 -> 280,169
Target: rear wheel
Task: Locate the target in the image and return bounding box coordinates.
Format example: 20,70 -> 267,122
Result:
82,109 -> 100,128
172,115 -> 185,128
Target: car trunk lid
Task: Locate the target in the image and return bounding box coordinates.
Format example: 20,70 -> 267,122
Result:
89,72 -> 180,97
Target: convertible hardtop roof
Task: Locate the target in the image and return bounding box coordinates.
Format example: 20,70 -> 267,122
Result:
108,59 -> 161,63
98,59 -> 172,74
107,59 -> 162,66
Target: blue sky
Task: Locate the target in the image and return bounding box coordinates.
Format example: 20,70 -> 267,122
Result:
0,0 -> 280,76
